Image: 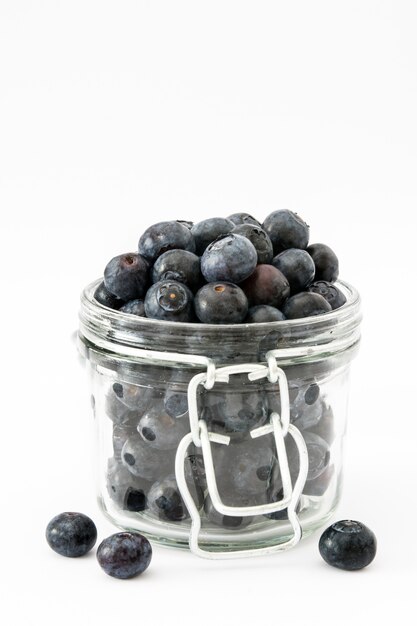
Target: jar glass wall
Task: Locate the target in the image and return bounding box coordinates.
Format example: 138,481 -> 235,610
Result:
79,279 -> 361,553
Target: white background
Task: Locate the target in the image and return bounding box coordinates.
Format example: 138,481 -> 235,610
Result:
1,1 -> 416,624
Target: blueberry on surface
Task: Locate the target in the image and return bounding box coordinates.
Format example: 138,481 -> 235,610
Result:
138,221 -> 196,261
104,253 -> 149,301
194,282 -> 248,324
201,234 -> 257,284
282,292 -> 332,319
308,280 -> 346,310
246,305 -> 286,323
152,249 -> 202,292
232,224 -> 274,264
94,281 -> 126,310
262,210 -> 309,254
144,280 -> 194,322
97,532 -> 152,579
137,405 -> 189,450
121,435 -> 174,481
240,264 -> 290,308
272,248 -> 315,294
45,512 -> 97,558
119,299 -> 145,316
319,520 -> 377,570
203,495 -> 254,530
227,212 -> 262,228
307,243 -> 339,282
191,217 -> 235,255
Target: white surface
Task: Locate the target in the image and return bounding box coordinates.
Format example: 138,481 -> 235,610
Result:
1,1 -> 416,624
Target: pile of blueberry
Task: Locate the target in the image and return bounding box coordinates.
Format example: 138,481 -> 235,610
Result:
94,210 -> 346,324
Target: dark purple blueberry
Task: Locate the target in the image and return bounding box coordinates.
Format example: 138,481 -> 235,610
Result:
232,224 -> 274,264
164,388 -> 188,418
119,299 -> 145,316
191,217 -> 235,255
201,234 -> 257,284
227,212 -> 262,227
262,210 -> 309,254
152,249 -> 202,292
45,512 -> 97,558
106,458 -> 150,512
201,389 -> 268,438
147,475 -> 203,522
111,381 -> 154,413
240,264 -> 290,308
94,281 -> 126,310
282,292 -> 332,319
104,253 -> 149,301
97,532 -> 152,579
213,437 -> 277,498
303,464 -> 334,496
203,495 -> 254,529
303,431 -> 330,480
319,520 -> 377,570
308,280 -> 346,310
137,405 -> 189,450
144,280 -> 194,322
194,282 -> 248,324
121,435 -> 174,481
246,305 -> 286,323
272,248 -> 315,294
307,243 -> 339,282
138,221 -> 196,262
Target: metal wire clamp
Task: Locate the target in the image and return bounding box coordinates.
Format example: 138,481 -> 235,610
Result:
175,355 -> 309,559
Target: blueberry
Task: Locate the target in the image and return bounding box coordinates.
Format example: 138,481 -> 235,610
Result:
201,388 -> 268,437
203,495 -> 254,530
290,387 -> 324,430
191,217 -> 235,255
308,280 -> 346,310
137,405 -> 189,450
246,305 -> 286,323
103,252 -> 149,301
45,512 -> 97,558
97,532 -> 152,579
152,249 -> 202,292
121,435 -> 174,481
304,383 -> 320,405
240,264 -> 290,308
164,388 -> 188,418
105,393 -> 141,427
227,212 -> 262,228
303,431 -> 330,480
282,292 -> 332,319
213,437 -> 277,498
111,381 -> 154,413
307,243 -> 339,282
144,280 -> 194,322
308,404 -> 335,445
94,281 -> 126,310
262,210 -> 309,255
319,520 -> 377,570
201,234 -> 257,284
119,299 -> 145,316
147,475 -> 203,522
138,221 -> 196,262
264,486 -> 302,520
272,248 -> 315,294
232,224 -> 274,264
194,282 -> 248,324
112,423 -> 137,460
303,464 -> 334,496
106,458 -> 150,512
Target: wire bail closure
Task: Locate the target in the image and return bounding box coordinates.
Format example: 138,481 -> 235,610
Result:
175,352 -> 309,559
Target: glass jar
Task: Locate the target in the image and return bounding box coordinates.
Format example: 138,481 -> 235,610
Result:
78,278 -> 361,558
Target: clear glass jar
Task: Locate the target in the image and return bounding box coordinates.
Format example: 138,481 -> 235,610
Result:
78,278 -> 361,556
